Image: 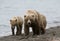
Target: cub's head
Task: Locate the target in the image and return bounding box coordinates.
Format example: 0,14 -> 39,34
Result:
10,17 -> 17,26
24,10 -> 38,26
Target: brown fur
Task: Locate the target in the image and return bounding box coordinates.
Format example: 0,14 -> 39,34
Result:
10,16 -> 23,35
24,10 -> 47,36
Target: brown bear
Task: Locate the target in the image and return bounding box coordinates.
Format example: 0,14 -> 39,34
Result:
10,16 -> 23,35
24,9 -> 47,36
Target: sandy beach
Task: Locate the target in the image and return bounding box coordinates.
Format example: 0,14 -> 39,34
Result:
0,26 -> 60,41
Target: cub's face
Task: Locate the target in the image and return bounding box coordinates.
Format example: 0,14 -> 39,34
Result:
10,19 -> 17,26
24,14 -> 36,26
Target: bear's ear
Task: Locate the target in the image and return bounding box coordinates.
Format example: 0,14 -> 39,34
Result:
15,19 -> 17,22
24,15 -> 26,18
32,15 -> 34,17
10,20 -> 12,22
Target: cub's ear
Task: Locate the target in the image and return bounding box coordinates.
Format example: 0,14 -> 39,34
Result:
15,19 -> 17,22
24,15 -> 26,17
10,20 -> 12,22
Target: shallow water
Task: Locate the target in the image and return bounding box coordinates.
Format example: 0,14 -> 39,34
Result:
0,0 -> 60,37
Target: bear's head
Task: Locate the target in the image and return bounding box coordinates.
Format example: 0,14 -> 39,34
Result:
24,10 -> 38,26
10,17 -> 17,26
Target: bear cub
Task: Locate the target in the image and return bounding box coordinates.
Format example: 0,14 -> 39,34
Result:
10,16 -> 23,35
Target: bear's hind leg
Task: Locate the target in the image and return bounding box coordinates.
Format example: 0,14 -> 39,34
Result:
19,25 -> 22,35
41,27 -> 45,34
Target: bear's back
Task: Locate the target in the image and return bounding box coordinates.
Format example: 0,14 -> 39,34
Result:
16,16 -> 23,25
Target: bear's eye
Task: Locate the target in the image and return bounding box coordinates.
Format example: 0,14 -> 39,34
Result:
32,15 -> 34,17
24,15 -> 26,18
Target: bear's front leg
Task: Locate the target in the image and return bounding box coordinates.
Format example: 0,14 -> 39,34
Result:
16,25 -> 20,35
24,25 -> 29,36
32,27 -> 36,35
41,26 -> 45,34
11,26 -> 15,35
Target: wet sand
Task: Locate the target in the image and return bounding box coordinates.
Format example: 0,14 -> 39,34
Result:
0,26 -> 60,41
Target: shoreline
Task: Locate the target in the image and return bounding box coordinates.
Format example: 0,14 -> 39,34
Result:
0,26 -> 60,41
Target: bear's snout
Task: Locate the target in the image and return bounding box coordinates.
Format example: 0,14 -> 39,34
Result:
28,22 -> 31,25
27,20 -> 31,25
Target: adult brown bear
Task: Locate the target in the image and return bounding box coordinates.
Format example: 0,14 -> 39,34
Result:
10,16 -> 23,35
24,9 -> 47,36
